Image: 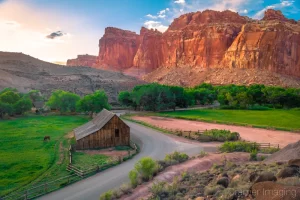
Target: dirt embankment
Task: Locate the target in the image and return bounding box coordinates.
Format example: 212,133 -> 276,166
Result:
132,116 -> 300,148
121,153 -> 249,200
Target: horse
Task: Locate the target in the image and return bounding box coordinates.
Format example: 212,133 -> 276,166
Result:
43,136 -> 50,141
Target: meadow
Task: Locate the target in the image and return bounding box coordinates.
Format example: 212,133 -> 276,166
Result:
0,115 -> 89,196
158,109 -> 300,131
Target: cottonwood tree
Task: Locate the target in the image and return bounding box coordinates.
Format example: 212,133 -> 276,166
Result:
77,90 -> 111,116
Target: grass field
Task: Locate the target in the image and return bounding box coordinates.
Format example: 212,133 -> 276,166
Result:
72,152 -> 109,170
158,109 -> 300,131
0,115 -> 89,196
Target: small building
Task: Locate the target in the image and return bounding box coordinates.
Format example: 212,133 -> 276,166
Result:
74,109 -> 130,150
32,101 -> 45,113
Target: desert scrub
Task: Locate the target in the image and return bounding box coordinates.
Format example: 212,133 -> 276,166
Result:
202,129 -> 240,141
99,190 -> 113,200
164,151 -> 189,163
132,157 -> 160,181
219,141 -> 260,153
199,150 -> 208,158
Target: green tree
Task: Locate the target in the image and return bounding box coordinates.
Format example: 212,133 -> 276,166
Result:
14,97 -> 32,115
0,102 -> 13,118
118,91 -> 133,107
46,90 -> 80,113
77,90 -> 111,116
0,90 -> 20,104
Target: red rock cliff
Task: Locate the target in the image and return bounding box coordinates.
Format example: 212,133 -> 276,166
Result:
96,9 -> 300,79
67,54 -> 97,67
96,27 -> 140,70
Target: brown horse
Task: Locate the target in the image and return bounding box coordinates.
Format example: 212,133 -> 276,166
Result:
44,136 -> 50,141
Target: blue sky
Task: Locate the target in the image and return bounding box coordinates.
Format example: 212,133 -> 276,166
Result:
0,0 -> 299,63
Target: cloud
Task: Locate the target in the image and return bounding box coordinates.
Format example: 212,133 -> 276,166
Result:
240,9 -> 248,14
174,0 -> 185,4
46,31 -> 64,39
144,20 -> 168,32
253,0 -> 296,19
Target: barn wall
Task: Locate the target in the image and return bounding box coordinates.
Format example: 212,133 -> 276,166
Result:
76,115 -> 130,149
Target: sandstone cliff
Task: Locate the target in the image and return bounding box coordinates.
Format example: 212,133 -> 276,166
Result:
96,27 -> 140,71
95,9 -> 300,87
67,54 -> 97,67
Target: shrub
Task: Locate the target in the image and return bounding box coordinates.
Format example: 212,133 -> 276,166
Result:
219,141 -> 260,153
199,150 -> 208,158
150,181 -> 167,198
202,129 -> 240,142
250,150 -> 258,161
99,190 -> 113,200
204,185 -> 224,196
260,147 -> 280,154
134,157 -> 160,181
129,170 -> 138,187
164,151 -> 189,163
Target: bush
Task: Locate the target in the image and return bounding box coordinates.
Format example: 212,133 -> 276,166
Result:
219,141 -> 260,153
164,151 -> 189,163
99,190 -> 113,200
250,150 -> 258,161
202,129 -> 240,141
199,150 -> 208,158
150,181 -> 167,198
129,170 -> 138,187
260,147 -> 280,154
134,157 -> 160,181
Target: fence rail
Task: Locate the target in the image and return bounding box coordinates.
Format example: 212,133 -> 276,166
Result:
1,140 -> 139,200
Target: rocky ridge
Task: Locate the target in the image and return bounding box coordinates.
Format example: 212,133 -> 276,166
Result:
93,9 -> 300,87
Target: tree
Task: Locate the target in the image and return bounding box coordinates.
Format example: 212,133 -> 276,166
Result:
46,90 -> 80,113
14,97 -> 32,115
0,90 -> 20,104
77,90 -> 111,116
0,102 -> 13,118
28,90 -> 44,102
118,91 -> 133,107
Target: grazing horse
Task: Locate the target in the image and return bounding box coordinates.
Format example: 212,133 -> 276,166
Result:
44,136 -> 50,141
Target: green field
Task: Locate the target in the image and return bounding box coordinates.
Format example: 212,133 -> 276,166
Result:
158,109 -> 300,131
0,115 -> 89,196
72,152 -> 109,170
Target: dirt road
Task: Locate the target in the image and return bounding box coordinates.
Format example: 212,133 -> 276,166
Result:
132,116 -> 300,147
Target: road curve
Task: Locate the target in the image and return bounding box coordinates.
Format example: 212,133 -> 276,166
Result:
39,121 -> 205,200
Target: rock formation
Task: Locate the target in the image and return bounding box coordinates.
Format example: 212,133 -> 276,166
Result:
95,9 -> 300,87
96,27 -> 140,71
67,54 -> 97,67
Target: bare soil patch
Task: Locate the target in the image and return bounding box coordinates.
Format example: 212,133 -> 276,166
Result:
132,116 -> 300,147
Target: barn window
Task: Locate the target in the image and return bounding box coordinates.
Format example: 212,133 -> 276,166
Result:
115,129 -> 120,137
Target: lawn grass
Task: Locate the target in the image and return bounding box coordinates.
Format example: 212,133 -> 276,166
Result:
0,115 -> 89,196
158,109 -> 300,131
72,152 -> 109,170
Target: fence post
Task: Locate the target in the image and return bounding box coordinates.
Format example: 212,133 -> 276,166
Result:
189,131 -> 191,139
24,190 -> 28,200
44,183 -> 48,193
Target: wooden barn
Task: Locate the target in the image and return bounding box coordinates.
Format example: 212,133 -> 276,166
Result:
74,109 -> 130,150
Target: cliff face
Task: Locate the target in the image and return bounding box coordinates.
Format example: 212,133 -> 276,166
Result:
96,9 -> 300,85
96,27 -> 140,70
67,54 -> 97,67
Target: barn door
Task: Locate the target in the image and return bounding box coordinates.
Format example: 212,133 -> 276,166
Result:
114,128 -> 120,146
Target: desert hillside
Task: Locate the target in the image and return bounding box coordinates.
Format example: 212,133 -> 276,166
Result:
74,9 -> 300,87
0,52 -> 143,103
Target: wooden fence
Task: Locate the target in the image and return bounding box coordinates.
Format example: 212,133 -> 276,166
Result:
155,126 -> 280,149
1,141 -> 139,200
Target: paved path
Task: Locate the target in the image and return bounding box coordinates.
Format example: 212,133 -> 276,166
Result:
39,121 -> 207,200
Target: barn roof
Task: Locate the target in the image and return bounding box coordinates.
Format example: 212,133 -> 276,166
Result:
74,109 -> 115,140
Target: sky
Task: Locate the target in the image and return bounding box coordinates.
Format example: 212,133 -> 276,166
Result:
0,0 -> 299,63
